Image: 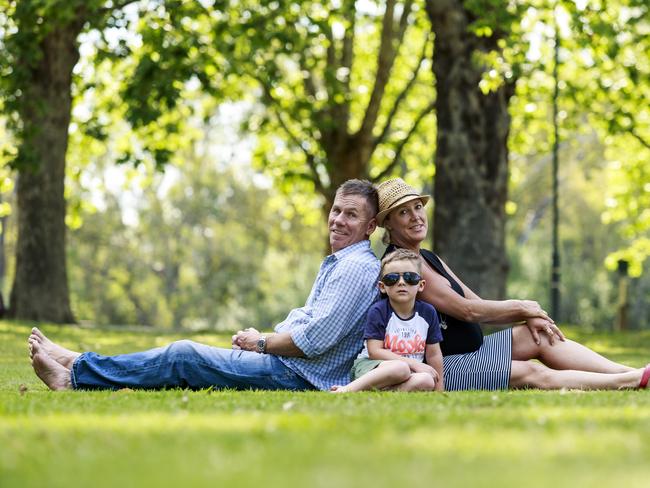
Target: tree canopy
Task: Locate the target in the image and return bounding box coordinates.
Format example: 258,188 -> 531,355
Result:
0,0 -> 647,327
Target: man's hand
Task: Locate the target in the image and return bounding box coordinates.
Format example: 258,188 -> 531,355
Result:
409,361 -> 439,381
232,330 -> 305,357
231,328 -> 261,352
525,317 -> 565,346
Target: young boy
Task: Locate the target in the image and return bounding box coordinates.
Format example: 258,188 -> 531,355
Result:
332,249 -> 444,392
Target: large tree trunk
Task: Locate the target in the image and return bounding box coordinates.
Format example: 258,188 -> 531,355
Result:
9,21 -> 85,322
426,0 -> 514,299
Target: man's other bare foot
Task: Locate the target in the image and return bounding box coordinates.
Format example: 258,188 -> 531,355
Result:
31,342 -> 72,391
330,385 -> 351,393
29,327 -> 80,369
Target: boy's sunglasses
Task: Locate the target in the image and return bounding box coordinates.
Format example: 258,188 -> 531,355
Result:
380,272 -> 421,286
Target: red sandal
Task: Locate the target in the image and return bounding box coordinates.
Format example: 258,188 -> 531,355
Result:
640,364 -> 650,389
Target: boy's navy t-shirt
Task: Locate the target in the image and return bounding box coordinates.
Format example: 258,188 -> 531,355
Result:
357,298 -> 443,362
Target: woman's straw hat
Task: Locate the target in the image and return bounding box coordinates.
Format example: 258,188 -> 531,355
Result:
376,178 -> 431,227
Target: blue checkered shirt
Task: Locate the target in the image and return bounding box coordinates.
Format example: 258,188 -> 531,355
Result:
276,240 -> 380,390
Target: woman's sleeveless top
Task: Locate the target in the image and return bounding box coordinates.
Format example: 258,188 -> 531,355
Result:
383,244 -> 483,356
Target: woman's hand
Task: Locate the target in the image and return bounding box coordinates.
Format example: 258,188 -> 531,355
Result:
518,300 -> 555,323
525,317 -> 565,345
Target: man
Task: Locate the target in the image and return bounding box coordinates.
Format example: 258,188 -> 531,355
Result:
29,179 -> 380,391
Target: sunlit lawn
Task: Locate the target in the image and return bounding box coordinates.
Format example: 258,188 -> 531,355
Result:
1,321 -> 649,488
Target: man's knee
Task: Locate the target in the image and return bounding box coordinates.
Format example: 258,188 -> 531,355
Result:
166,340 -> 200,358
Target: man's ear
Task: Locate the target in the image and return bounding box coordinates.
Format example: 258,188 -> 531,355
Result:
366,217 -> 377,237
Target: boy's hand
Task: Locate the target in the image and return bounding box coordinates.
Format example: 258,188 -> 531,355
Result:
409,361 -> 439,381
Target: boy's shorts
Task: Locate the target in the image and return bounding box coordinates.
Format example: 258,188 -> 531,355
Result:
351,357 -> 384,380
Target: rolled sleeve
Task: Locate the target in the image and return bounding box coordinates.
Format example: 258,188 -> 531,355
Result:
290,327 -> 315,358
290,259 -> 378,358
276,240 -> 381,390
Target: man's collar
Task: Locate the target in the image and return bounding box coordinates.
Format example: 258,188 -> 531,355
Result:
331,239 -> 371,260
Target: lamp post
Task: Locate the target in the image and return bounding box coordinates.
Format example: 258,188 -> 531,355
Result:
616,259 -> 629,331
550,7 -> 561,320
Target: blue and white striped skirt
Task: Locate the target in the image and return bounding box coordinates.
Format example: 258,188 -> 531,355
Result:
443,328 -> 512,391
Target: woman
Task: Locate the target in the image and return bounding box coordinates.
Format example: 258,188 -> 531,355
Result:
376,178 -> 650,390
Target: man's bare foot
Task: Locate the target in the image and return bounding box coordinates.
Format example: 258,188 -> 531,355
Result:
31,342 -> 72,391
29,327 -> 80,369
330,385 -> 351,393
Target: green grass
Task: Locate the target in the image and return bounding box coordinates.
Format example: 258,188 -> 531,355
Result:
1,321 -> 649,488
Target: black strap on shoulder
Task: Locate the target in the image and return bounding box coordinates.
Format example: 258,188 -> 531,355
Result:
419,248 -> 465,297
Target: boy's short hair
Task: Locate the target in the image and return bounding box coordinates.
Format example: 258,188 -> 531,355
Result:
380,248 -> 421,276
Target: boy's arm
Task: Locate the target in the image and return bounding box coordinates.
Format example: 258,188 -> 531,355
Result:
367,340 -> 437,377
425,343 -> 444,391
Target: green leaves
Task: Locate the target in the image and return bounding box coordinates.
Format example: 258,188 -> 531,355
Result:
506,0 -> 649,279
66,123 -> 325,328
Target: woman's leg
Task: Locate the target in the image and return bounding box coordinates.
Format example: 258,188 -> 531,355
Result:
510,360 -> 644,390
511,325 -> 634,373
331,360 -> 411,392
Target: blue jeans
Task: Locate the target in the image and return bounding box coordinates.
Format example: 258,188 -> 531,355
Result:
70,340 -> 316,391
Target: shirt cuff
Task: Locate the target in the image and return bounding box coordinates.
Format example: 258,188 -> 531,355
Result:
290,328 -> 317,358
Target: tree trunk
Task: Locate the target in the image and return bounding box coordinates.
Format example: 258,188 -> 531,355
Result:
9,21 -> 85,322
318,132 -> 375,252
426,0 -> 514,299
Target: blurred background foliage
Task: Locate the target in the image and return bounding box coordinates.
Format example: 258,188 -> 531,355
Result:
0,0 -> 647,330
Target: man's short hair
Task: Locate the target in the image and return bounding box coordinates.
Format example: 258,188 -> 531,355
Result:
380,248 -> 421,276
336,179 -> 379,218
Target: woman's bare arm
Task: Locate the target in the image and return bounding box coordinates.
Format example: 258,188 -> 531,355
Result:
418,256 -> 554,326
